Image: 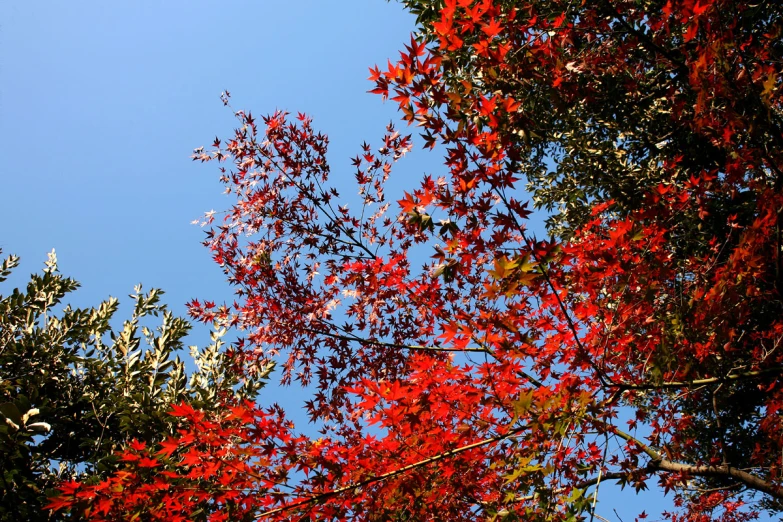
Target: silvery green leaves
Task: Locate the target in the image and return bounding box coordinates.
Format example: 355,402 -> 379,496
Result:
0,250 -> 265,521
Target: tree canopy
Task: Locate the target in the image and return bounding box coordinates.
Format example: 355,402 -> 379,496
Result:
0,250 -> 267,521
47,0 -> 783,520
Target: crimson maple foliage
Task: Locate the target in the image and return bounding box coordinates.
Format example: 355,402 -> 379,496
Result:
51,0 -> 783,520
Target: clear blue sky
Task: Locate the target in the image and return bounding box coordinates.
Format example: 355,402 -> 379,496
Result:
0,0 -> 429,309
1,2 -> 763,520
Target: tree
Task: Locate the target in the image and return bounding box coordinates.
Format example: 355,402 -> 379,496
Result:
383,0 -> 783,515
395,0 -> 783,237
50,0 -> 783,520
0,250 -> 268,521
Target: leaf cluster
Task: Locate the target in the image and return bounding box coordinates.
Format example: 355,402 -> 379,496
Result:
0,250 -> 266,521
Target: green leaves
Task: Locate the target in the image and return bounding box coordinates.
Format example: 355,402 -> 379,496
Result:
0,404 -> 51,434
0,250 -> 265,521
0,254 -> 19,283
0,403 -> 23,430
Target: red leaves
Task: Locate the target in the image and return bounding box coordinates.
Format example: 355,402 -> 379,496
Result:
156,437 -> 180,459
53,0 -> 783,520
692,1 -> 711,17
480,18 -> 502,38
52,401 -> 306,521
439,320 -> 473,349
683,21 -> 699,43
478,93 -> 497,117
552,11 -> 567,29
168,401 -> 198,420
44,481 -> 82,511
137,457 -> 161,469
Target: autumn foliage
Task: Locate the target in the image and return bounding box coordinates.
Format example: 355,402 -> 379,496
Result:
49,0 -> 783,520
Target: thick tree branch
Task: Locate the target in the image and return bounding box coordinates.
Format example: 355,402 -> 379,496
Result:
610,424 -> 783,500
649,460 -> 782,500
609,366 -> 783,391
255,425 -> 527,518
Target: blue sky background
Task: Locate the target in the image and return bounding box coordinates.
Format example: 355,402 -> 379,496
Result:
0,0 -> 433,308
1,1 -> 763,520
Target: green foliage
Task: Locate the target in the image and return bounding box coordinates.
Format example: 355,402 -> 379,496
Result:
397,0 -> 783,238
0,250 -> 269,521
